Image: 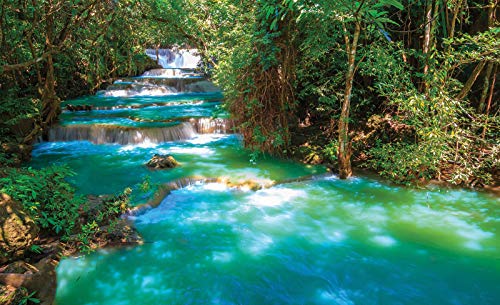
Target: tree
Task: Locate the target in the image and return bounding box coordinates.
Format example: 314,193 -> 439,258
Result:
313,0 -> 404,179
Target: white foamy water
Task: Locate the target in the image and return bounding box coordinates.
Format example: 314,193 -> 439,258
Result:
145,48 -> 201,69
247,187 -> 307,207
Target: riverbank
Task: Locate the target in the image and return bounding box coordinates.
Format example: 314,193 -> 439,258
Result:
0,191 -> 142,305
289,116 -> 499,194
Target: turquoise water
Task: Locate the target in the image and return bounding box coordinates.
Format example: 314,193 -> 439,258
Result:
59,102 -> 222,127
30,76 -> 500,305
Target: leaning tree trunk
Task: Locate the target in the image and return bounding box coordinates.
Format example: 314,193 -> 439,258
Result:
338,21 -> 361,179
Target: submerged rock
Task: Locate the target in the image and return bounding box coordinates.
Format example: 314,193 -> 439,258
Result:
0,194 -> 39,264
65,104 -> 92,112
146,154 -> 179,169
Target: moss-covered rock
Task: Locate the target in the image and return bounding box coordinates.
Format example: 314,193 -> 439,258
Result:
0,193 -> 39,264
146,154 -> 179,169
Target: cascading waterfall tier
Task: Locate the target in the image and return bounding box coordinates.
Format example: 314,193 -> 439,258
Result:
141,68 -> 202,78
48,122 -> 197,145
98,78 -> 220,98
48,58 -> 228,145
190,118 -> 236,134
145,48 -> 201,69
48,118 -> 235,144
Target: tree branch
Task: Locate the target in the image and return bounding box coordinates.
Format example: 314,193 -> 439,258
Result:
1,49 -> 58,73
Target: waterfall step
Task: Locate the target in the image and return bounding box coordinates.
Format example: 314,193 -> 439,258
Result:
48,122 -> 196,145
61,93 -> 223,111
59,103 -> 225,128
48,118 -> 235,144
63,99 -> 221,112
97,80 -> 220,97
145,48 -> 201,69
139,68 -> 203,78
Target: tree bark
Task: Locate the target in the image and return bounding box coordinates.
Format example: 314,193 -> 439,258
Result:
1,50 -> 56,73
478,1 -> 498,112
482,63 -> 497,138
456,60 -> 487,100
422,0 -> 433,76
422,0 -> 438,92
41,0 -> 60,127
338,21 -> 361,179
449,0 -> 464,40
478,61 -> 494,113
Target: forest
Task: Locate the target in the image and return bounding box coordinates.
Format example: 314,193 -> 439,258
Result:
1,0 -> 499,304
1,0 -> 498,183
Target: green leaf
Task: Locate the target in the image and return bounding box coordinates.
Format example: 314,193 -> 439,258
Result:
381,0 -> 404,10
270,18 -> 278,31
375,17 -> 399,26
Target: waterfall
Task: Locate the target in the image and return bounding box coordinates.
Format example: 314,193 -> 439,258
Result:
48,119 -> 235,144
98,77 -> 221,97
48,122 -> 196,144
141,69 -> 202,78
190,118 -> 235,134
145,49 -> 201,69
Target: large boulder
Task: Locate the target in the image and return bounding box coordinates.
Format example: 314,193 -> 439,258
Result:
0,194 -> 39,264
146,154 -> 179,169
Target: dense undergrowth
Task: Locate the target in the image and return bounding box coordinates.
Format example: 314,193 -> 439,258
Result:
0,166 -> 132,253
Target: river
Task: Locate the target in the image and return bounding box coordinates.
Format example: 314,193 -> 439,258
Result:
30,62 -> 500,305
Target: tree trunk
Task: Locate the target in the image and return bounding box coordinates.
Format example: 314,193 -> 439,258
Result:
338,21 -> 361,179
449,0 -> 464,40
477,61 -> 494,113
41,0 -> 60,127
456,60 -> 486,100
422,1 -> 433,75
478,1 -> 498,112
422,0 -> 438,92
482,64 -> 497,139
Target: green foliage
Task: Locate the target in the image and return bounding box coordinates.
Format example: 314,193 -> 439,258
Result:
0,0 -> 497,187
18,290 -> 40,305
76,187 -> 132,253
0,165 -> 133,252
28,245 -> 43,255
367,142 -> 442,184
0,0 -> 159,131
0,92 -> 41,158
322,140 -> 339,164
0,166 -> 83,237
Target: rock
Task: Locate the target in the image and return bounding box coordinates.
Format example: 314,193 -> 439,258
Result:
104,220 -> 143,247
0,256 -> 58,305
185,80 -> 220,93
66,104 -> 92,112
0,194 -> 39,264
146,154 -> 179,169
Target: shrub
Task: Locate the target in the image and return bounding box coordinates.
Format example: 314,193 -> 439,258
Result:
0,165 -> 83,237
366,141 -> 443,184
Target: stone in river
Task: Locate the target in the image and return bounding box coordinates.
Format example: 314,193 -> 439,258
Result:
146,154 -> 179,169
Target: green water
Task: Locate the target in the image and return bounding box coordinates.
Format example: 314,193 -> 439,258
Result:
30,78 -> 500,305
59,102 -> 222,127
